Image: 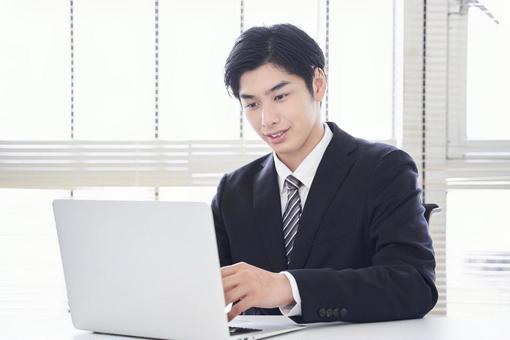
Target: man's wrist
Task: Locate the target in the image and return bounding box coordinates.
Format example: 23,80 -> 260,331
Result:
277,273 -> 295,307
278,271 -> 302,317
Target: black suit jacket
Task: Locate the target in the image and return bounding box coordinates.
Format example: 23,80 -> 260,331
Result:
211,122 -> 437,323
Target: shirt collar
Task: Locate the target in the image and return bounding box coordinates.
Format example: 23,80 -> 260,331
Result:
273,123 -> 333,192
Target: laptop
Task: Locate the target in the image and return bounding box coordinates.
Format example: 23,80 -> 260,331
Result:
53,200 -> 306,340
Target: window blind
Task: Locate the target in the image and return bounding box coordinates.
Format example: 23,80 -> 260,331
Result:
0,140 -> 268,188
423,0 -> 449,315
402,0 -> 448,315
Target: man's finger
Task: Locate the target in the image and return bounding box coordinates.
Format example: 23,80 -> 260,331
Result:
221,262 -> 249,278
227,297 -> 252,322
224,285 -> 248,306
221,263 -> 240,278
222,272 -> 242,292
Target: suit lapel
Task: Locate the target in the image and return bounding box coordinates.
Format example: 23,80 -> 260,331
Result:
288,122 -> 359,269
253,155 -> 288,272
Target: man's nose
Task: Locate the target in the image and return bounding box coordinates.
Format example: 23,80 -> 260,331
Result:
261,102 -> 279,128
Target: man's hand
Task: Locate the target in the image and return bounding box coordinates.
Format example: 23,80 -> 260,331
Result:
221,262 -> 294,321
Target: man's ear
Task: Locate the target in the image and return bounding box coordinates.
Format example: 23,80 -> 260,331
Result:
312,67 -> 327,102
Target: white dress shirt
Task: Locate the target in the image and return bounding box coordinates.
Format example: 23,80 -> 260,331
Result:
274,123 -> 333,317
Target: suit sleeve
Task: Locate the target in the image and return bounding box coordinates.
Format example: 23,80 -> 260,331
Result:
211,174 -> 233,267
288,149 -> 438,323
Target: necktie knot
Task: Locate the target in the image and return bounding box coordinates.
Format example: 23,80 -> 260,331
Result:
285,175 -> 302,192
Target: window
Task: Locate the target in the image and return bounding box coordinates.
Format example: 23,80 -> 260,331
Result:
159,186 -> 216,203
73,187 -> 155,201
448,0 -> 510,157
445,0 -> 510,316
159,0 -> 240,140
447,189 -> 510,315
0,0 -> 405,316
0,1 -> 69,140
73,0 -> 155,140
0,189 -> 68,316
328,0 -> 395,141
466,0 -> 510,140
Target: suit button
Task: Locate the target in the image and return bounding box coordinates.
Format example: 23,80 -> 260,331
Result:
326,308 -> 333,318
318,308 -> 326,318
341,308 -> 348,318
333,308 -> 340,318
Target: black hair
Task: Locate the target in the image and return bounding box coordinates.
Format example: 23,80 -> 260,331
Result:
224,23 -> 325,100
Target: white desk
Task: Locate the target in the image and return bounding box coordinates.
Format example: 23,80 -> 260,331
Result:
1,314 -> 508,340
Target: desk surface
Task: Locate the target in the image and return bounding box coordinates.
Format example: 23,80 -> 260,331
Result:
1,314 -> 508,340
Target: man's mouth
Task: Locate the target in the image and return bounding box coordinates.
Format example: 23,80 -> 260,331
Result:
265,128 -> 289,138
264,128 -> 289,144
269,131 -> 284,138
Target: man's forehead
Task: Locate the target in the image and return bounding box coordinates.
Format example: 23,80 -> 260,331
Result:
239,65 -> 295,97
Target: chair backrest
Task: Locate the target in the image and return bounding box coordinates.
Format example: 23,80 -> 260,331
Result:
423,203 -> 441,224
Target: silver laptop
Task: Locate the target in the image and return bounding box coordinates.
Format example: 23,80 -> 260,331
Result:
53,200 -> 305,340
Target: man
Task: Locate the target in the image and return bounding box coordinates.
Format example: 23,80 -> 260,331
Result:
212,24 -> 437,324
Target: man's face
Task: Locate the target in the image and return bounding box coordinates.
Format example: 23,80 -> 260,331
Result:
239,63 -> 325,163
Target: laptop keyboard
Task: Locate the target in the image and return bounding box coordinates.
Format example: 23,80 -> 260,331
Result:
229,326 -> 262,336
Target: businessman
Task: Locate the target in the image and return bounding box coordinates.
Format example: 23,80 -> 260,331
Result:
212,24 -> 438,324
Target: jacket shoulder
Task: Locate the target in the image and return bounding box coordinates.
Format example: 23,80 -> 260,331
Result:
222,153 -> 272,186
354,138 -> 415,168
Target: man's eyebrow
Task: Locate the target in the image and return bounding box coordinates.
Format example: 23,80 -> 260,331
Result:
265,81 -> 291,95
239,81 -> 291,100
239,93 -> 255,100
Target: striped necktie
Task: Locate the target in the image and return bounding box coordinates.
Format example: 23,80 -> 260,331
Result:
282,175 -> 303,265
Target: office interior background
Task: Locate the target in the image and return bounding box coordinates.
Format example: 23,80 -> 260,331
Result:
0,0 -> 509,318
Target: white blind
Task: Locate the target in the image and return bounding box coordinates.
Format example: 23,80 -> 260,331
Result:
401,0 -> 448,315
0,140 -> 268,188
424,0 -> 449,315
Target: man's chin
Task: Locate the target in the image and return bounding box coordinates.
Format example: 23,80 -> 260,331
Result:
270,144 -> 294,157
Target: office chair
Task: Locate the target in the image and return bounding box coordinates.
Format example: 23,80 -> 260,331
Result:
423,203 -> 441,224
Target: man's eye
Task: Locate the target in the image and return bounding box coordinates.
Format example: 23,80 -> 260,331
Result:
274,93 -> 288,101
244,102 -> 257,109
